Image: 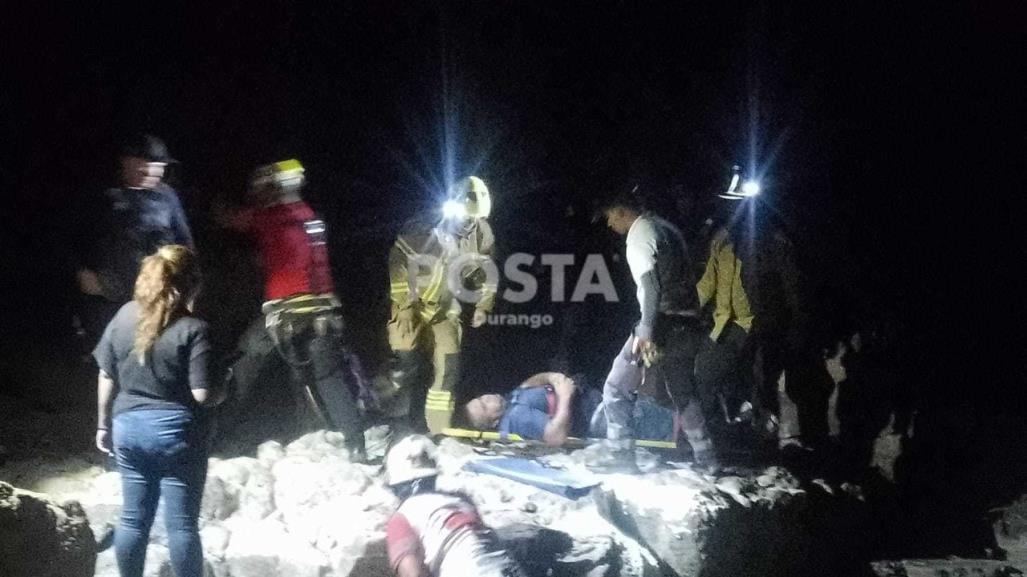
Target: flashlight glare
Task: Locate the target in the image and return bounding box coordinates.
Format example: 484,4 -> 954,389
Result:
741,180 -> 761,196
442,199 -> 467,219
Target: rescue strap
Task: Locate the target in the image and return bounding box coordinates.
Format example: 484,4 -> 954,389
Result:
441,428 -> 677,449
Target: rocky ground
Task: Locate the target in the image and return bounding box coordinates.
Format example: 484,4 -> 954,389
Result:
2,389 -> 1026,577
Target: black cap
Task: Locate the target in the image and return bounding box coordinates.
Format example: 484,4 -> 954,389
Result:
119,134 -> 177,163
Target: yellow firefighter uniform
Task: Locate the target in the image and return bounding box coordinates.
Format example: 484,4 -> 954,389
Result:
386,178 -> 497,433
696,227 -> 755,340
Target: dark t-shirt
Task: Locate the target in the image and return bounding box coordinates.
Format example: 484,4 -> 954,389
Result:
93,301 -> 213,417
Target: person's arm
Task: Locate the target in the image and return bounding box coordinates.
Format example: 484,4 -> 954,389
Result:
389,237 -> 416,311
389,233 -> 423,337
213,199 -> 256,233
541,377 -> 575,446
471,220 -> 498,316
167,189 -> 195,249
96,370 -> 117,453
92,316 -> 119,453
625,221 -> 659,342
696,234 -> 721,309
519,372 -> 570,389
386,514 -> 428,577
189,325 -> 226,407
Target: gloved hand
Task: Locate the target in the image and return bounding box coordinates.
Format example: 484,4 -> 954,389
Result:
641,341 -> 662,367
471,308 -> 488,328
395,306 -> 417,337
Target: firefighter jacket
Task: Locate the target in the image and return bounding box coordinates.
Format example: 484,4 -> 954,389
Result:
389,218 -> 497,322
696,227 -> 754,341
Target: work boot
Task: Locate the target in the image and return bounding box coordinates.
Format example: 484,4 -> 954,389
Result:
586,439 -> 640,474
692,449 -> 722,475
348,445 -> 368,464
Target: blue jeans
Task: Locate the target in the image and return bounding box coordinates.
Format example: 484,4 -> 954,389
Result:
113,408 -> 207,577
587,393 -> 676,441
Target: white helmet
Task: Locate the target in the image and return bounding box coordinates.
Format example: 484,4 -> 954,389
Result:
386,435 -> 439,486
718,165 -> 760,200
443,176 -> 492,220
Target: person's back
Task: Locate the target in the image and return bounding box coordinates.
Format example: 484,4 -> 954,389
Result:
96,300 -> 212,416
248,199 -> 333,301
93,245 -> 221,577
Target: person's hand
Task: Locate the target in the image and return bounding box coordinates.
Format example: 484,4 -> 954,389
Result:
396,307 -> 417,337
471,308 -> 488,328
78,269 -> 104,296
552,375 -> 576,398
631,335 -> 651,357
96,429 -> 112,454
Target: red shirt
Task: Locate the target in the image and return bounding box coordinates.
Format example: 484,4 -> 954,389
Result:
250,202 -> 334,300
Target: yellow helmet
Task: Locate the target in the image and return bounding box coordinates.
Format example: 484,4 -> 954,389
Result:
252,158 -> 305,191
443,175 -> 491,220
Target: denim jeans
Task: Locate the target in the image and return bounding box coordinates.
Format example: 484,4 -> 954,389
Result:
113,408 -> 207,577
602,317 -> 712,453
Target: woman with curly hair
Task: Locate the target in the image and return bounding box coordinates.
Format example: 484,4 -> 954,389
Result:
93,244 -> 225,577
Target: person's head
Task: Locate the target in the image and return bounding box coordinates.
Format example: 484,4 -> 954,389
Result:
386,435 -> 440,499
464,393 -> 507,430
249,159 -> 305,207
442,176 -> 491,235
118,134 -> 175,190
595,192 -> 643,236
132,245 -> 202,363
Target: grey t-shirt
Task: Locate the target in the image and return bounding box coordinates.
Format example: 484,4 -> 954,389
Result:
93,301 -> 213,417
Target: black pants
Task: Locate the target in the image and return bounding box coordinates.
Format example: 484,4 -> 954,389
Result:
227,312 -> 364,453
695,322 -> 755,423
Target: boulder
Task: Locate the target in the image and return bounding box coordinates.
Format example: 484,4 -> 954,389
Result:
0,481 -> 95,577
223,519 -> 328,577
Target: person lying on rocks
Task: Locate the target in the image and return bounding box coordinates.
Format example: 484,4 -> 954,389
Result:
385,435 -> 526,577
463,372 -> 678,446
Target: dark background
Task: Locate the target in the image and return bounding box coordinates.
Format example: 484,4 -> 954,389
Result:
1,0 -> 1023,557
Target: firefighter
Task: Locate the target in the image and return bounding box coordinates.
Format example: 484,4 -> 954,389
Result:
221,159 -> 366,460
383,176 -> 497,434
384,435 -> 526,577
696,167 -> 809,450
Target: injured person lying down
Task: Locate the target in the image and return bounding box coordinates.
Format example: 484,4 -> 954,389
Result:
463,372 -> 677,446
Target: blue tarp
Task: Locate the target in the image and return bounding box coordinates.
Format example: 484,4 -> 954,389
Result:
464,457 -> 601,499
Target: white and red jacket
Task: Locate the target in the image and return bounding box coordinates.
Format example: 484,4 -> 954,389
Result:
386,492 -> 524,577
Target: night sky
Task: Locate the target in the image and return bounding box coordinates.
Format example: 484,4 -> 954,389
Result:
2,0 -> 1023,516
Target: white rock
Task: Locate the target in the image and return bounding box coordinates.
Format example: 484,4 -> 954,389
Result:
285,430 -> 351,462
224,519 -> 327,577
257,440 -> 286,468
200,523 -> 232,558
363,425 -> 392,461
210,457 -> 261,488
237,467 -> 276,521
200,476 -> 239,521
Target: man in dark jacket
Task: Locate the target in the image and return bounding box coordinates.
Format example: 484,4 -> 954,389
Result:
77,134 -> 194,346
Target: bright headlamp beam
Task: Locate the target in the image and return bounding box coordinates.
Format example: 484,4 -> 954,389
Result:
741,180 -> 761,197
442,199 -> 467,219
